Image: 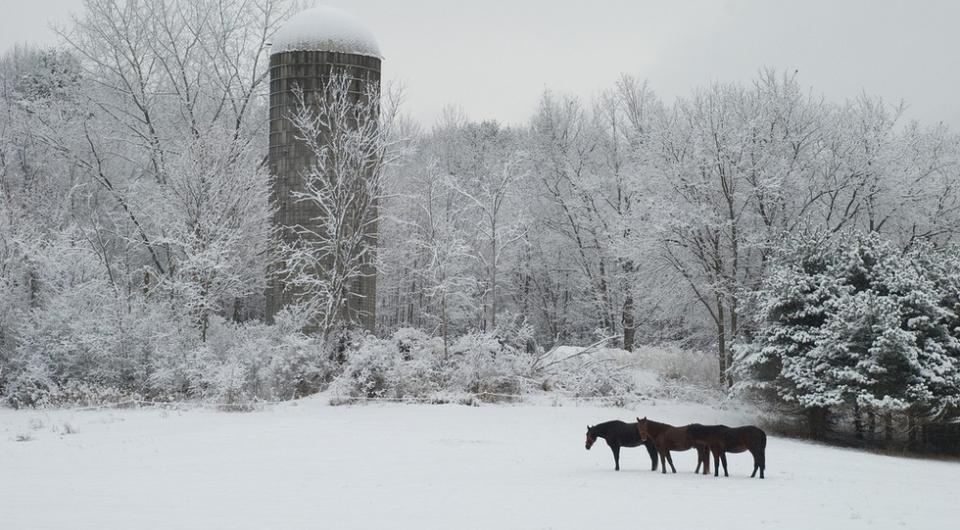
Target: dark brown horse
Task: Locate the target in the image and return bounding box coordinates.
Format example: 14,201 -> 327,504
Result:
585,420 -> 659,471
687,424 -> 767,478
635,417 -> 710,474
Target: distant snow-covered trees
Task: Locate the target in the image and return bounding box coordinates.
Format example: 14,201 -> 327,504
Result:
5,1 -> 960,454
0,0 -> 292,401
379,70 -> 960,379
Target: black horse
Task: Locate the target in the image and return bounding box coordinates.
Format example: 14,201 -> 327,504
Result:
687,424 -> 767,478
586,420 -> 659,471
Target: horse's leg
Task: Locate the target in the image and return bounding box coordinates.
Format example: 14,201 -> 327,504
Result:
695,447 -> 702,474
713,448 -> 721,477
720,451 -> 729,477
659,449 -> 667,474
758,449 -> 765,479
700,446 -> 710,475
612,444 -> 621,471
750,449 -> 758,478
666,450 -> 677,474
645,441 -> 658,471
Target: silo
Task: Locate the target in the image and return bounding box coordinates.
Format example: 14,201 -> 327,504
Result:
266,6 -> 381,332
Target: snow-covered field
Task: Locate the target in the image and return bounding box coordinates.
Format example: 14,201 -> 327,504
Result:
1,398 -> 956,529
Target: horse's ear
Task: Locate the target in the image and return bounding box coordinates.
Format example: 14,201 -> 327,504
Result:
636,417 -> 641,422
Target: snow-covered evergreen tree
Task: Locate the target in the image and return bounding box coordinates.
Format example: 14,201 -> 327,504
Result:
734,232 -> 960,438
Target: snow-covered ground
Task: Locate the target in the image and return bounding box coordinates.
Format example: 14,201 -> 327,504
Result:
1,398 -> 956,529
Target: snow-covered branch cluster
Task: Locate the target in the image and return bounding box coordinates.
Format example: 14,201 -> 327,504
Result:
277,74 -> 402,336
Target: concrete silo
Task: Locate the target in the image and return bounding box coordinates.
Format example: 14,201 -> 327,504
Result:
265,6 -> 381,332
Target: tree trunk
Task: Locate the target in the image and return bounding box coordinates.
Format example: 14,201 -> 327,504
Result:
883,412 -> 893,445
621,259 -> 636,352
622,294 -> 636,352
907,413 -> 917,451
597,259 -> 614,332
727,295 -> 737,379
232,298 -> 243,323
853,401 -> 864,440
441,294 -> 449,361
28,269 -> 39,308
716,293 -> 727,386
807,407 -> 829,440
490,237 -> 497,330
200,311 -> 209,343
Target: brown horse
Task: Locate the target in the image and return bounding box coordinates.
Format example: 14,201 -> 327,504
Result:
687,424 -> 767,478
635,417 -> 710,475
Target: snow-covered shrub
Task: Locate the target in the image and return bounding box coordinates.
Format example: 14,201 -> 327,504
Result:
5,354 -> 145,408
446,331 -> 533,397
205,354 -> 256,411
4,353 -> 58,408
633,344 -> 719,388
330,337 -> 398,399
328,328 -> 543,403
6,271 -> 190,406
534,343 -> 719,402
264,331 -> 334,400
54,381 -> 142,407
549,356 -> 639,398
329,328 -> 446,401
192,316 -> 335,407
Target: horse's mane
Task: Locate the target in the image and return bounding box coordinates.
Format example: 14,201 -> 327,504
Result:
643,418 -> 675,430
591,419 -> 624,432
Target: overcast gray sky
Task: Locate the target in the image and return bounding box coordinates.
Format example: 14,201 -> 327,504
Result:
2,0 -> 958,128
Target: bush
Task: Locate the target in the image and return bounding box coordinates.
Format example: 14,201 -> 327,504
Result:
329,328 -> 446,401
633,344 -> 719,388
328,329 -> 543,403
446,332 -> 532,396
193,316 -> 335,407
3,298 -> 721,409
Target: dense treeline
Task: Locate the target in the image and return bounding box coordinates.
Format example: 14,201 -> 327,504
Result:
380,74 -> 960,374
3,1 -> 960,451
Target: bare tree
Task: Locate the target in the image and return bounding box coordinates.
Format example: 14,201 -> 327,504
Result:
447,152 -> 526,331
279,75 -> 403,336
45,0 -> 291,339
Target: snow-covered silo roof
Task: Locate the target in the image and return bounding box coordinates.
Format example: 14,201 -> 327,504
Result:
270,6 -> 382,59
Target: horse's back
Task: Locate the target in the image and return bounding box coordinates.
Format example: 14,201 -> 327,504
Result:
658,422 -> 699,450
596,419 -> 644,446
615,421 -> 645,447
688,423 -> 729,439
729,425 -> 766,450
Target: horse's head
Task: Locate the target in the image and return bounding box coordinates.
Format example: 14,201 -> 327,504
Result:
636,417 -> 650,441
585,425 -> 597,450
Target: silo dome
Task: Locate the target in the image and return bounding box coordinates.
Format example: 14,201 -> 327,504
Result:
270,6 -> 382,59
